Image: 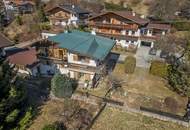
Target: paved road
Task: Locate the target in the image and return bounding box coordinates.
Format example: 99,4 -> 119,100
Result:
135,47 -> 152,68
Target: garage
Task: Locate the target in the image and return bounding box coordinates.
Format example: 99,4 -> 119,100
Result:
141,41 -> 152,47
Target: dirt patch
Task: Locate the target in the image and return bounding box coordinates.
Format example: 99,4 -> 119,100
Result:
112,65 -> 187,116
28,99 -> 99,130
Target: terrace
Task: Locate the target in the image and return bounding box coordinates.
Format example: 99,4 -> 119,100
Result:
38,54 -> 106,75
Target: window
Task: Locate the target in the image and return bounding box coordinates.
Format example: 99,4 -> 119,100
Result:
17,65 -> 26,70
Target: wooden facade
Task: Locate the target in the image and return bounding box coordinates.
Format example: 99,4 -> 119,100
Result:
48,7 -> 71,25
88,12 -> 140,37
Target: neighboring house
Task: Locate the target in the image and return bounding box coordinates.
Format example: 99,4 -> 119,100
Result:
3,0 -> 35,14
37,30 -> 115,88
46,4 -> 90,26
88,11 -> 149,48
88,11 -> 171,48
0,33 -> 13,57
7,48 -> 40,76
140,23 -> 171,47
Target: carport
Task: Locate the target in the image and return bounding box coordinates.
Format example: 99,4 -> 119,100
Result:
141,41 -> 152,47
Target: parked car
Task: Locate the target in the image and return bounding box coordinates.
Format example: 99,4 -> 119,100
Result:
149,48 -> 157,55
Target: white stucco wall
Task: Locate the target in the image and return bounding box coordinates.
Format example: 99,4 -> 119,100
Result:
67,53 -> 97,67
17,66 -> 38,76
57,64 -> 69,74
41,32 -> 57,39
117,39 -> 139,48
147,30 -> 153,36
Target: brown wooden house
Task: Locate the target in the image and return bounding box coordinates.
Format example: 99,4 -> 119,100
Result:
46,4 -> 90,26
88,11 -> 171,49
88,11 -> 149,48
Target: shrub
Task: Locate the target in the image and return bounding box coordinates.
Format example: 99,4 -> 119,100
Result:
18,107 -> 33,130
172,21 -> 190,31
150,60 -> 168,78
51,74 -> 76,98
164,97 -> 178,112
42,122 -> 66,130
5,109 -> 20,123
124,56 -> 136,74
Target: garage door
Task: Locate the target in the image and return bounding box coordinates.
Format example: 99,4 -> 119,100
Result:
141,41 -> 152,47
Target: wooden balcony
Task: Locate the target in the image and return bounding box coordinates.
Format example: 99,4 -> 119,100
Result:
88,22 -> 138,30
38,54 -> 106,74
96,32 -> 139,41
140,35 -> 158,42
49,16 -> 69,20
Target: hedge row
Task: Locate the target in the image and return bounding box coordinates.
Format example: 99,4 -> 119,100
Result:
150,60 -> 168,78
172,21 -> 190,31
124,56 -> 136,74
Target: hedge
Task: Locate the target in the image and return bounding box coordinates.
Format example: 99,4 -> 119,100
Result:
172,21 -> 190,31
124,56 -> 136,74
150,60 -> 168,78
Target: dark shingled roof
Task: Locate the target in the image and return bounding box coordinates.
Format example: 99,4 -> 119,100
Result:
0,33 -> 13,48
147,23 -> 171,30
89,11 -> 149,26
47,4 -> 90,15
8,48 -> 38,68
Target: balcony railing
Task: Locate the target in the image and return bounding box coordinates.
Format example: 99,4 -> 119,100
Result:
96,32 -> 139,41
88,22 -> 138,30
37,54 -> 106,74
49,16 -> 69,20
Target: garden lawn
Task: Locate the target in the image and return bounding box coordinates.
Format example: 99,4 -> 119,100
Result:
112,63 -> 187,115
91,107 -> 188,130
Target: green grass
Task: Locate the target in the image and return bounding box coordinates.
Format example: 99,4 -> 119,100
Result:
91,107 -> 189,130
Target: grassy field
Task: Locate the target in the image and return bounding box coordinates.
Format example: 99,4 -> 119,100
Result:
28,99 -> 99,130
91,107 -> 189,130
112,63 -> 187,115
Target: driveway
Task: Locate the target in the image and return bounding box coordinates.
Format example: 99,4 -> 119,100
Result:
135,47 -> 152,68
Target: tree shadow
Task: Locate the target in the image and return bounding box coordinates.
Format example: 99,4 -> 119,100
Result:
24,77 -> 52,124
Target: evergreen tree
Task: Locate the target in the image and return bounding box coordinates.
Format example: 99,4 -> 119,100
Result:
51,74 -> 75,98
15,16 -> 23,26
37,7 -> 48,23
0,59 -> 32,130
168,40 -> 190,96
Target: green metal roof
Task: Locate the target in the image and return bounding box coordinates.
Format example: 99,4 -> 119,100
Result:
48,30 -> 116,61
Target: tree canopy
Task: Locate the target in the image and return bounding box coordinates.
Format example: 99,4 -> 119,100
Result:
155,32 -> 190,96
0,60 -> 34,130
51,74 -> 76,98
